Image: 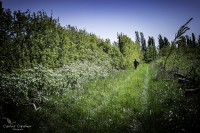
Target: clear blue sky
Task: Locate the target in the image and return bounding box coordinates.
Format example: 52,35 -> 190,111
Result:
2,0 -> 200,45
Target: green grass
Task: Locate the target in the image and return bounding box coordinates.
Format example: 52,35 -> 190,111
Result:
3,63 -> 199,133
38,64 -> 150,132
136,62 -> 200,133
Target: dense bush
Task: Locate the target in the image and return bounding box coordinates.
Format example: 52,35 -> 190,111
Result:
0,61 -> 114,109
117,33 -> 142,68
165,47 -> 200,77
0,3 -> 142,71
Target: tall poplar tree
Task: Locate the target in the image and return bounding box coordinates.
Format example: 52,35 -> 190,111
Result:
135,31 -> 140,45
158,34 -> 164,50
145,37 -> 157,62
140,32 -> 146,51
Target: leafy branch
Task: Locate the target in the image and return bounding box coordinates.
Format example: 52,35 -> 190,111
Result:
163,18 -> 193,70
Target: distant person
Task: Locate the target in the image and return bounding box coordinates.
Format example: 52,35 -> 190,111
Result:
134,59 -> 139,69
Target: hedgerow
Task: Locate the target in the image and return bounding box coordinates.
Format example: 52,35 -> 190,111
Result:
0,61 -> 114,107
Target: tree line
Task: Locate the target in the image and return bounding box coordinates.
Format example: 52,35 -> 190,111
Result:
0,2 -> 143,72
1,1 -> 200,73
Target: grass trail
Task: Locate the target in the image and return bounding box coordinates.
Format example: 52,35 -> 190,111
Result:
64,64 -> 150,131
48,64 -> 152,132
141,65 -> 150,111
41,63 -> 199,133
79,64 -> 149,113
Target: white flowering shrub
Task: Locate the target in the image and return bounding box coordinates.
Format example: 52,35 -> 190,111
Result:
0,61 -> 114,106
58,60 -> 113,88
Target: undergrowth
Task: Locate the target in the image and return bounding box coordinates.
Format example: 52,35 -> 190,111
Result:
138,62 -> 200,133
1,62 -> 200,133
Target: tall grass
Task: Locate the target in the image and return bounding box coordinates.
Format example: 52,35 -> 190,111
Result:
38,64 -> 148,132
1,62 -> 199,133
138,61 -> 200,133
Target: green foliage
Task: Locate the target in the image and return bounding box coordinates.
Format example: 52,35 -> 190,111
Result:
164,45 -> 200,78
140,32 -> 147,52
144,36 -> 157,62
117,33 -> 142,68
108,45 -> 124,69
0,7 -> 64,69
0,5 -> 124,71
1,62 -> 200,132
158,31 -> 200,80
135,31 -> 140,45
163,18 -> 193,69
0,61 -> 113,106
139,61 -> 200,133
158,34 -> 170,56
32,64 -> 148,132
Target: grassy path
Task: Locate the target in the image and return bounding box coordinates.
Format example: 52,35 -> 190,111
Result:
80,64 -> 149,112
141,65 -> 150,111
45,63 -> 198,133
68,64 -> 150,131
49,64 -> 152,132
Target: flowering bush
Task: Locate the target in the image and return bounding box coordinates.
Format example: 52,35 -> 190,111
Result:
0,61 -> 114,106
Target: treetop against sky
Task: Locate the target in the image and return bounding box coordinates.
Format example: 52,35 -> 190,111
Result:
2,0 -> 200,45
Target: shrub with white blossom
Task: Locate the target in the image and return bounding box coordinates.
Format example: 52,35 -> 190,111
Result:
0,61 -> 114,106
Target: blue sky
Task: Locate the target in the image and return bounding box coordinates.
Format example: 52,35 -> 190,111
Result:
2,0 -> 200,45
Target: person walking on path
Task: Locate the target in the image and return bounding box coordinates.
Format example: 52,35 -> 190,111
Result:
134,59 -> 139,70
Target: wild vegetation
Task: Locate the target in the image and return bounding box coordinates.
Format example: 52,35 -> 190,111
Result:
0,1 -> 200,132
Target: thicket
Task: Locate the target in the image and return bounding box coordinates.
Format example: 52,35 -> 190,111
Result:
134,31 -> 158,63
117,33 -> 142,68
157,18 -> 200,86
156,21 -> 200,131
139,62 -> 200,133
0,2 -> 142,71
0,2 -> 142,127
